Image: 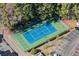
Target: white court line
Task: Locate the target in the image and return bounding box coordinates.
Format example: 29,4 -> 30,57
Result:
29,32 -> 36,41
44,26 -> 51,33
30,26 -> 47,40
34,28 -> 43,39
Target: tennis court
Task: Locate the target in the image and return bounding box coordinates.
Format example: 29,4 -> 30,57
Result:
12,20 -> 69,51
23,23 -> 57,44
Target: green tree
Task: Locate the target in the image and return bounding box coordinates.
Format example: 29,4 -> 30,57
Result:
1,3 -> 79,31
58,4 -> 69,20
31,48 -> 39,55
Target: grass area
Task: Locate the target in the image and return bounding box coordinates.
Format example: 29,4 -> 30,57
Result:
12,20 -> 69,52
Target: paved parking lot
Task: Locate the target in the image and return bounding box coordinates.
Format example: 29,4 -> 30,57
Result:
55,29 -> 79,56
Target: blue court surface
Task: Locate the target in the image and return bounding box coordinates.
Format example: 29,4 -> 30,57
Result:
23,23 -> 57,44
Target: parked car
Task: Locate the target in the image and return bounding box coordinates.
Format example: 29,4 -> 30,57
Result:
0,34 -> 3,43
0,50 -> 18,56
50,51 -> 61,56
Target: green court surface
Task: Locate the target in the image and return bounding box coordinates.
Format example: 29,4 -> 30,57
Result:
12,20 -> 69,52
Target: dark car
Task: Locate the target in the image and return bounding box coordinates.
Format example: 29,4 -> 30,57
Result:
11,52 -> 18,56
0,50 -> 18,56
0,34 -> 3,43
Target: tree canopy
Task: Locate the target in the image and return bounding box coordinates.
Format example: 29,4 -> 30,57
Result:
0,3 -> 79,31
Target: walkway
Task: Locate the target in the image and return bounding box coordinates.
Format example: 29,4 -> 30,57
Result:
3,27 -> 30,56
